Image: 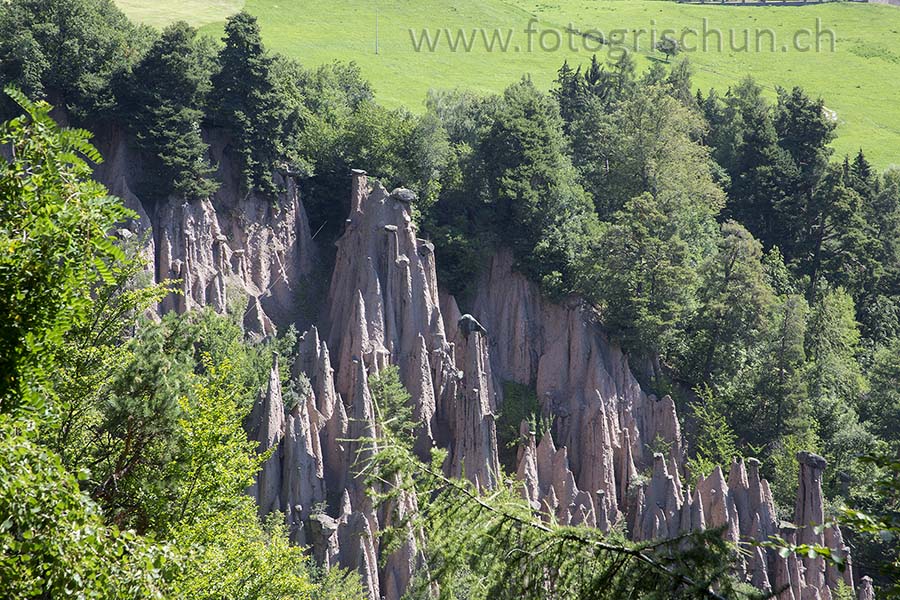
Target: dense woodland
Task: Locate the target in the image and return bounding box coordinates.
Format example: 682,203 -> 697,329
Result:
1,0 -> 899,598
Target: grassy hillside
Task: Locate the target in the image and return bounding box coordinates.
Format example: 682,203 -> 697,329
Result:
115,0 -> 900,168
114,0 -> 241,27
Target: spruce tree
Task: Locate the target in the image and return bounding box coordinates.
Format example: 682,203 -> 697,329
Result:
725,78 -> 799,251
128,22 -> 218,201
551,60 -> 583,130
210,11 -> 286,197
479,78 -> 599,296
774,86 -> 835,195
804,164 -> 876,301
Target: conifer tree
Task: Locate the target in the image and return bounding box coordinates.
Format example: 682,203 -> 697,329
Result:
128,22 -> 218,200
210,11 -> 286,197
689,221 -> 774,383
774,86 -> 835,195
590,192 -> 696,364
551,60 -> 583,130
757,293 -> 810,440
479,78 -> 599,296
725,78 -> 799,250
804,164 -> 876,300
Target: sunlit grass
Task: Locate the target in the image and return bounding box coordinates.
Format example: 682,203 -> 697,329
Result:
116,0 -> 900,168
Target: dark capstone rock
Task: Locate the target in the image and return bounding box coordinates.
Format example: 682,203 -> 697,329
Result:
390,188 -> 417,204
797,451 -> 827,470
458,314 -> 487,337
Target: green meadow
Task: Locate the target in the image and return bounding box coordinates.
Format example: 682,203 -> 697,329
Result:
115,0 -> 900,167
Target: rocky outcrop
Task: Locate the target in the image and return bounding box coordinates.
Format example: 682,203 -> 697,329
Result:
471,252 -> 682,491
517,422 -> 600,528
153,173 -> 315,334
858,577 -> 875,600
246,354 -> 326,543
626,451 -> 863,599
93,128 -> 317,335
294,326 -> 347,491
793,452 -> 855,600
246,355 -> 286,518
281,378 -> 326,545
326,170 -> 447,455
246,173 -> 501,599
309,491 -> 381,600
444,325 -> 501,489
148,156 -> 864,600
796,452 -> 828,585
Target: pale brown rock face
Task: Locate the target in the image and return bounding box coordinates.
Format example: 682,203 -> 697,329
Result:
790,452 -> 857,600
471,251 -> 682,477
135,153 -> 862,600
444,327 -> 502,489
796,452 -> 829,591
858,576 -> 875,600
94,129 -> 317,336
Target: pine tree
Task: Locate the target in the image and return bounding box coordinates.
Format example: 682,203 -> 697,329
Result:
806,287 -> 866,406
848,149 -> 876,199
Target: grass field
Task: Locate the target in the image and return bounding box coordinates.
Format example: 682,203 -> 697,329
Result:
115,0 -> 900,168
114,0 -> 242,27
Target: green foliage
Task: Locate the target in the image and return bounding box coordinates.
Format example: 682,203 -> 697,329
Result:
0,416 -> 175,599
806,287 -> 866,407
704,77 -> 799,251
804,164 -> 876,301
767,430 -> 821,514
167,361 -> 364,600
124,21 -> 218,200
752,293 -> 810,443
832,581 -> 856,600
369,365 -> 415,447
44,243 -> 175,466
685,386 -> 739,485
866,339 -> 900,446
478,77 -> 600,297
495,381 -> 542,472
687,221 -> 774,383
587,192 -> 696,360
774,86 -> 835,195
209,11 -> 287,196
0,88 -> 134,414
839,453 -> 900,597
67,306 -> 283,532
0,0 -> 151,119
